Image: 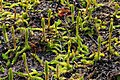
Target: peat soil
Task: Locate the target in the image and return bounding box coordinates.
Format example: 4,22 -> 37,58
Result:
0,0 -> 120,80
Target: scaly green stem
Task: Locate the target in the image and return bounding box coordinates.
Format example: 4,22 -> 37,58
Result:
67,40 -> 71,70
70,4 -> 74,24
8,68 -> 13,80
41,18 -> 46,41
22,53 -> 32,80
97,35 -> 101,61
109,18 -> 113,59
48,9 -> 52,29
11,26 -> 16,49
44,61 -> 49,80
56,64 -> 60,80
12,28 -> 31,65
0,0 -> 2,12
2,25 -> 9,43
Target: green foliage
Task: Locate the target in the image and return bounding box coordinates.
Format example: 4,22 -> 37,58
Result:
8,68 -> 13,80
44,61 -> 49,80
0,0 -> 119,79
22,53 -> 32,79
41,17 -> 46,41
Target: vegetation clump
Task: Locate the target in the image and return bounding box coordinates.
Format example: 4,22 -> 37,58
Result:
0,0 -> 120,80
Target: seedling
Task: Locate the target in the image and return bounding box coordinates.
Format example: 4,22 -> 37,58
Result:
44,61 -> 49,80
8,68 -> 13,80
22,53 -> 32,80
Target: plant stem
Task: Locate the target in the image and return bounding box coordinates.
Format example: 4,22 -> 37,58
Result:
14,8 -> 16,20
41,18 -> 46,41
0,0 -> 2,12
108,18 -> 113,59
22,53 -> 32,80
48,9 -> 52,30
12,28 -> 31,65
2,25 -> 9,43
8,68 -> 13,80
44,61 -> 49,80
11,26 -> 16,49
70,4 -> 74,24
97,35 -> 101,61
56,64 -> 60,80
67,40 -> 71,69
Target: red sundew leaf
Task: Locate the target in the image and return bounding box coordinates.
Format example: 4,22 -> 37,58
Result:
58,8 -> 71,17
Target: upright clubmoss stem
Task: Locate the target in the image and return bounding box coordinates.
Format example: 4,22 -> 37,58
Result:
0,0 -> 2,12
25,28 -> 30,48
55,22 -> 58,35
8,68 -> 13,80
93,0 -> 97,7
113,3 -> 119,16
56,64 -> 60,80
109,18 -> 113,59
2,25 -> 9,43
76,16 -> 79,36
26,0 -> 29,13
12,28 -> 31,65
11,26 -> 16,49
48,9 -> 52,29
41,18 -> 46,41
70,4 -> 74,24
14,8 -> 16,20
86,0 -> 91,14
95,17 -> 100,35
22,53 -> 31,79
97,35 -> 101,61
44,61 -> 49,80
67,40 -> 71,69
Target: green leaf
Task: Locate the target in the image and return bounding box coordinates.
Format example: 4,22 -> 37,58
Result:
2,54 -> 8,60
